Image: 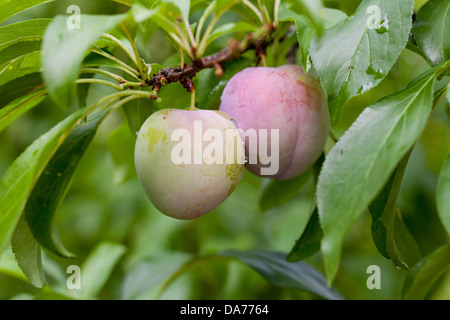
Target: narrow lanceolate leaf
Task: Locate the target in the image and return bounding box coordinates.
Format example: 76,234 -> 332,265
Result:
402,243 -> 450,300
317,63 -> 448,285
0,19 -> 51,52
219,250 -> 343,300
0,51 -> 42,88
412,0 -> 450,68
0,90 -> 47,133
0,0 -> 54,24
369,151 -> 421,268
25,109 -> 111,258
42,14 -> 126,108
78,242 -> 126,300
0,41 -> 42,69
437,151 -> 450,236
0,73 -> 43,108
310,0 -> 414,124
0,104 -> 94,253
11,216 -> 46,288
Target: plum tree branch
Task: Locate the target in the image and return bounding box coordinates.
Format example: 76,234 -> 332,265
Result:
145,24 -> 275,93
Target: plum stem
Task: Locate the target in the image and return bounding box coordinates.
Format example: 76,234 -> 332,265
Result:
80,68 -> 125,83
189,89 -> 197,110
75,78 -> 124,91
274,0 -> 281,27
146,24 -> 275,93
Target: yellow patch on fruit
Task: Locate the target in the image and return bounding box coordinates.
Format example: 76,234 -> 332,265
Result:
145,128 -> 167,152
226,163 -> 243,196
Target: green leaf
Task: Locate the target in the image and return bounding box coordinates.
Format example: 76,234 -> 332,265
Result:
391,211 -> 422,268
163,0 -> 191,21
287,0 -> 327,34
0,0 -> 54,24
122,251 -> 192,299
34,291 -> 74,300
279,4 -> 347,74
0,19 -> 51,52
122,94 -> 154,135
0,73 -> 43,108
24,109 -> 111,258
286,154 -> 324,262
0,19 -> 48,72
114,0 -> 140,6
310,0 -> 414,124
0,0 -> 129,23
227,2 -> 266,25
42,14 -> 126,108
402,243 -> 450,300
287,208 -> 322,262
437,150 -> 450,237
219,249 -> 343,300
412,0 -> 450,68
132,1 -> 188,34
78,242 -> 126,300
107,119 -> 137,184
0,104 -> 94,254
259,171 -> 312,212
77,72 -> 95,109
369,152 -> 408,262
214,0 -> 239,15
11,216 -> 45,288
0,51 -> 42,88
369,150 -> 421,268
0,249 -> 27,282
0,41 -> 41,69
0,90 -> 47,133
317,63 -> 447,285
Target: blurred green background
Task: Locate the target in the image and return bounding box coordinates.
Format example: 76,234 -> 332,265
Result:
0,0 -> 449,300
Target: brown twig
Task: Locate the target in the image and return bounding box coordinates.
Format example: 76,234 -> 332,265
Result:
145,24 -> 275,93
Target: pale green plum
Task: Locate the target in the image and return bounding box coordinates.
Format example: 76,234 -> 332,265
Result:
135,108 -> 244,220
219,65 -> 329,180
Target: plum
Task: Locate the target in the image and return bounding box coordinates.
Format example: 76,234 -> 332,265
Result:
219,65 -> 329,180
135,108 -> 244,220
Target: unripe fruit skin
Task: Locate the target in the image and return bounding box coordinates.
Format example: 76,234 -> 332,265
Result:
135,108 -> 244,220
219,65 -> 329,180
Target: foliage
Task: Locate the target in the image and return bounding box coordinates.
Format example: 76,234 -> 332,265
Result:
0,0 -> 449,300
